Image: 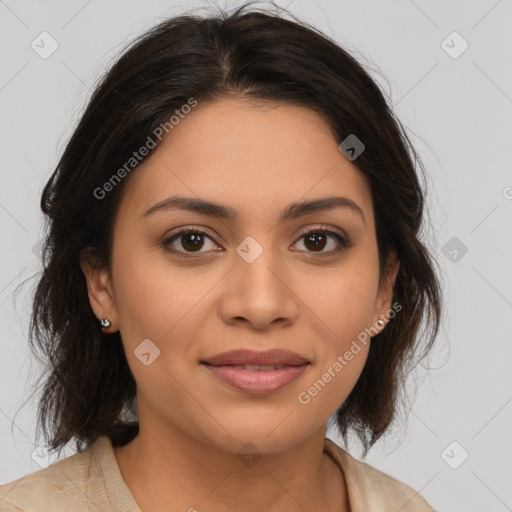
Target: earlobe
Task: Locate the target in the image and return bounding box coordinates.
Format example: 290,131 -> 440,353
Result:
80,252 -> 118,331
372,250 -> 400,334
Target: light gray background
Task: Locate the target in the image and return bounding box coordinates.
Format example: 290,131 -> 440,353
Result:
1,1 -> 511,511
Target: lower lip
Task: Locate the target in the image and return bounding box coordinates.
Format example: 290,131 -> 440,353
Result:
202,363 -> 309,394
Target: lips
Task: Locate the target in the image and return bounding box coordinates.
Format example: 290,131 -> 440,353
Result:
201,348 -> 310,367
201,349 -> 310,394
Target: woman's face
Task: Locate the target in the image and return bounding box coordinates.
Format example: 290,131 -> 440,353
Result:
83,97 -> 398,454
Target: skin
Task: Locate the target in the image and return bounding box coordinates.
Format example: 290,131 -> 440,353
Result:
81,97 -> 399,512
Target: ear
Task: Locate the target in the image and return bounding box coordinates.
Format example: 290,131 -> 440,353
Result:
80,249 -> 118,332
371,249 -> 400,334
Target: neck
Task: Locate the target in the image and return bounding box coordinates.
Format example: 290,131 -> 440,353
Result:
113,413 -> 349,511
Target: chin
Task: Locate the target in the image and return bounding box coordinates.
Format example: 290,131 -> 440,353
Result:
194,412 -> 321,456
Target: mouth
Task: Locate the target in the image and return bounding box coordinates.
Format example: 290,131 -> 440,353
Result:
200,349 -> 310,394
201,348 -> 310,367
204,363 -> 295,370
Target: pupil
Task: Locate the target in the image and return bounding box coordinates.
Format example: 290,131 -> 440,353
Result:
306,232 -> 326,251
183,233 -> 203,251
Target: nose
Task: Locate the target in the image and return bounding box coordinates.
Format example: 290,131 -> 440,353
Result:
217,245 -> 299,331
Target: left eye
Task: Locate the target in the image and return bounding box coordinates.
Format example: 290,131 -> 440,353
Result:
162,227 -> 352,258
292,228 -> 352,256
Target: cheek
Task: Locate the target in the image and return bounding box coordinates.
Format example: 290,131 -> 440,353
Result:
111,241 -> 218,343
296,257 -> 378,397
296,282 -> 374,419
299,257 -> 380,345
111,246 -> 213,427
297,343 -> 370,418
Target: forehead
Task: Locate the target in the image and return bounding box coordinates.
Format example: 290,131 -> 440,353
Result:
116,98 -> 374,227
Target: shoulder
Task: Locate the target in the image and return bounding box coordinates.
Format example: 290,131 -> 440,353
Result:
0,437 -> 107,512
324,438 -> 435,512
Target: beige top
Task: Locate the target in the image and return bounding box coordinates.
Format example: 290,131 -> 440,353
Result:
0,436 -> 434,511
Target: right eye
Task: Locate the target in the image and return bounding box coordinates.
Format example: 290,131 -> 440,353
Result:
161,228 -> 222,258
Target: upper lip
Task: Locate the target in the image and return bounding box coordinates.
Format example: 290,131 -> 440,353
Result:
201,349 -> 310,366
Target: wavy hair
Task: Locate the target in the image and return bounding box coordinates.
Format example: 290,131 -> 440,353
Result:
17,1 -> 442,457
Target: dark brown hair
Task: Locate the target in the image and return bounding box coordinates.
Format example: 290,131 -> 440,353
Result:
18,1 -> 442,457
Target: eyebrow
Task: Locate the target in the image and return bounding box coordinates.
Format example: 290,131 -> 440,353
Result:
141,195 -> 366,226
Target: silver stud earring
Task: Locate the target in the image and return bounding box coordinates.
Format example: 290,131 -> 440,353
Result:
100,318 -> 112,330
376,319 -> 385,328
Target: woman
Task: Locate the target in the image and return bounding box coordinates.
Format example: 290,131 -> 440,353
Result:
0,2 -> 441,511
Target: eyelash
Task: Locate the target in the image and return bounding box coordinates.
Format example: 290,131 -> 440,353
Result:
161,225 -> 353,259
